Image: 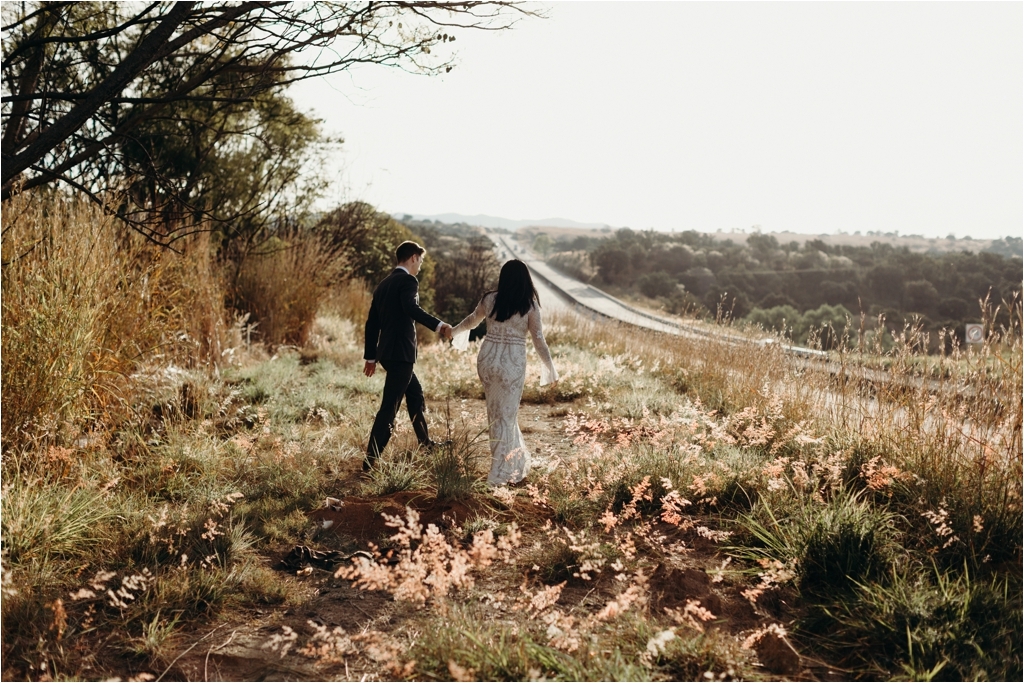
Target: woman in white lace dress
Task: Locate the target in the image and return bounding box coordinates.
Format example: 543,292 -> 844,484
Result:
451,260 -> 558,486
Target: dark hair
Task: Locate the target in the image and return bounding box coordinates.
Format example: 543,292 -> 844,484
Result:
490,259 -> 540,322
395,241 -> 425,263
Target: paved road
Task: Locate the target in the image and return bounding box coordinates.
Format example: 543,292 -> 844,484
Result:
487,231 -> 732,337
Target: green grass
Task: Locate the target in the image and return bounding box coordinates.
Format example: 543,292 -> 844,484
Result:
429,415 -> 488,502
733,488 -> 900,599
1,468 -> 117,566
802,565 -> 1022,681
363,451 -> 427,496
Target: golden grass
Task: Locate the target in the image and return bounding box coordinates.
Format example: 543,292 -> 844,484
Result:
1,193 -> 230,448
230,230 -> 348,347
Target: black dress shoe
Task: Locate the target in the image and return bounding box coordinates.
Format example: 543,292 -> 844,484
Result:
362,458 -> 374,472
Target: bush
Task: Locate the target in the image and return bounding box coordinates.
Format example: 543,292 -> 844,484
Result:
735,488 -> 899,599
637,271 -> 677,299
804,568 -> 1022,681
230,229 -> 346,347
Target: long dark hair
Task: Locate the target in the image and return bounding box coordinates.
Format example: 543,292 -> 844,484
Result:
490,259 -> 540,322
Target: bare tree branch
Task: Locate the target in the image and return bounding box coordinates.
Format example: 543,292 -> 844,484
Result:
3,2 -> 197,185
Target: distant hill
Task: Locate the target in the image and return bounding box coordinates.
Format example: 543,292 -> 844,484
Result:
394,212 -> 614,231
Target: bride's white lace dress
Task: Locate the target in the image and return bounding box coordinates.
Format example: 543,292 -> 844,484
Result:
451,292 -> 557,486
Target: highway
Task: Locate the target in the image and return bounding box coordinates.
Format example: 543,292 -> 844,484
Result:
486,230 -> 820,352
483,230 -> 956,394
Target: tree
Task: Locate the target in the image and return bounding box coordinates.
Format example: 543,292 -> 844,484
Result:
432,234 -> 500,324
2,1 -> 532,242
746,305 -> 805,341
904,279 -> 939,315
126,85 -> 332,245
637,271 -> 676,299
592,246 -> 632,285
532,233 -> 552,258
803,303 -> 852,349
315,202 -> 434,305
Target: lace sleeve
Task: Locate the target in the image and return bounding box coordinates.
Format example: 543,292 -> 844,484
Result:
528,305 -> 558,386
451,294 -> 491,351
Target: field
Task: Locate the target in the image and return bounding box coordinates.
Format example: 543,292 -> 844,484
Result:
3,318 -> 1021,680
2,199 -> 1022,682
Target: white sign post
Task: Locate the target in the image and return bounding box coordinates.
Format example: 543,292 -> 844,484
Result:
965,323 -> 984,345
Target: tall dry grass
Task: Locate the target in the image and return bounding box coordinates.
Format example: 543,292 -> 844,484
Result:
1,192 -> 230,449
229,230 -> 348,348
544,303 -> 1022,567
320,277 -> 373,326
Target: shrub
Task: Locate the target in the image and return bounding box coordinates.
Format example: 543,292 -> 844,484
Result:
734,488 -> 899,599
803,567 -> 1023,681
229,229 -> 346,347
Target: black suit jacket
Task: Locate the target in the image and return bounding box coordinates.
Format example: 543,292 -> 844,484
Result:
364,268 -> 442,363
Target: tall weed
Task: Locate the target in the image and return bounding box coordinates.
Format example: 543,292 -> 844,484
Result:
1,192 -> 230,449
229,229 -> 347,347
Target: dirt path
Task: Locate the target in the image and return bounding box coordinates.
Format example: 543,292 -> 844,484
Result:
161,400 -> 808,682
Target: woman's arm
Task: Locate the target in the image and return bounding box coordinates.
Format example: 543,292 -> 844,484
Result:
527,306 -> 558,386
450,294 -> 491,351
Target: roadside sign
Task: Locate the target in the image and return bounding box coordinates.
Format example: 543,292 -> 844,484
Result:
965,323 -> 984,344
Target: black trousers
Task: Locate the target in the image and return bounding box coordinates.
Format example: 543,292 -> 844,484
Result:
366,359 -> 430,463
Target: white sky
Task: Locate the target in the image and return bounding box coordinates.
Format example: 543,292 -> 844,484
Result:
290,1 -> 1023,240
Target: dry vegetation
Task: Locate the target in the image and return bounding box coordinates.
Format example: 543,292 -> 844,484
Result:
2,196 -> 1021,681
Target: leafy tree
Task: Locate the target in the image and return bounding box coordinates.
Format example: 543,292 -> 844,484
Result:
680,267 -> 716,296
937,297 -> 971,320
316,202 -> 436,309
746,305 -> 805,341
637,271 -> 676,299
516,222 -> 1021,351
904,279 -> 940,315
431,235 -> 500,325
1,1 -> 532,241
532,233 -> 553,258
592,246 -> 632,285
803,303 -> 852,349
131,85 -> 332,246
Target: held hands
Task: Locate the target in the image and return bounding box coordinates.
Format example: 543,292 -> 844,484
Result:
438,323 -> 454,342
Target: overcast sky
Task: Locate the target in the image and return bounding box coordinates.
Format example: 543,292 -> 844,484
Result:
290,1 -> 1023,240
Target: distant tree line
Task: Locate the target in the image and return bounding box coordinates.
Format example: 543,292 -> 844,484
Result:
400,218 -> 501,335
545,228 -> 1022,351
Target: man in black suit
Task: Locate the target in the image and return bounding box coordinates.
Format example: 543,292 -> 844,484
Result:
363,241 -> 453,470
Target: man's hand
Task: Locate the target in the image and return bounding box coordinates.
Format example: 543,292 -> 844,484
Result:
363,361 -> 376,377
439,323 -> 453,341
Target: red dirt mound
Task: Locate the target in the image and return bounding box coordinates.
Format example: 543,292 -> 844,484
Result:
648,563 -> 759,633
307,490 -> 478,545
